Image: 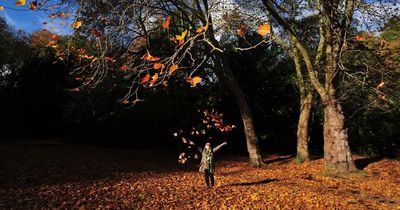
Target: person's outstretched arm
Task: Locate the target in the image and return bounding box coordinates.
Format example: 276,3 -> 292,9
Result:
213,142 -> 228,153
189,140 -> 203,153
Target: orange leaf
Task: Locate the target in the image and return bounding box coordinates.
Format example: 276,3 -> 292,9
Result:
140,74 -> 150,85
15,0 -> 26,6
0,6 -> 4,11
186,76 -> 202,87
121,100 -> 129,104
149,73 -> 159,86
237,24 -> 247,36
71,21 -> 82,29
49,14 -> 57,19
51,34 -> 57,41
168,64 -> 178,75
142,52 -> 160,61
196,24 -> 208,33
162,16 -> 171,29
90,28 -> 102,37
29,1 -> 37,10
355,35 -> 365,41
153,62 -> 165,70
258,24 -> 271,36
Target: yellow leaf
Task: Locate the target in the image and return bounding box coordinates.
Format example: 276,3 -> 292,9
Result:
15,0 -> 26,6
162,16 -> 171,29
0,6 -> 4,11
377,82 -> 385,89
175,30 -> 187,41
149,73 -> 159,86
258,24 -> 271,36
71,21 -> 82,29
168,64 -> 178,75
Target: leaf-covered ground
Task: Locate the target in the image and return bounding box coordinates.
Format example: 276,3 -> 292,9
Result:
1,142 -> 399,209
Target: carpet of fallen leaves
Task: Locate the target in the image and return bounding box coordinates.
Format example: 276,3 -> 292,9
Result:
1,142 -> 399,209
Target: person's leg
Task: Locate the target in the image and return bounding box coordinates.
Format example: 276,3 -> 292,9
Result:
210,173 -> 215,186
204,170 -> 210,187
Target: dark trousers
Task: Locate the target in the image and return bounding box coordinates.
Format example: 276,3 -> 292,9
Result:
204,169 -> 214,187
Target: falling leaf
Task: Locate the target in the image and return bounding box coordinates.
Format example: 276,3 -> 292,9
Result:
71,21 -> 82,29
168,64 -> 178,75
140,74 -> 150,85
29,1 -> 37,10
175,30 -> 187,41
162,16 -> 171,29
258,23 -> 271,36
186,76 -> 202,87
0,6 -> 4,11
90,28 -> 102,37
49,14 -> 57,19
355,35 -> 365,41
173,132 -> 178,137
237,24 -> 248,36
153,62 -> 165,70
15,0 -> 26,6
71,88 -> 80,92
149,73 -> 159,86
58,12 -> 65,18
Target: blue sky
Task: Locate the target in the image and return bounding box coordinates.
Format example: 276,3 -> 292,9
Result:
0,0 -> 72,34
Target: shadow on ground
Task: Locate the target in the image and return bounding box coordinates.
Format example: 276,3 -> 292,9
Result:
354,157 -> 383,170
224,178 -> 278,187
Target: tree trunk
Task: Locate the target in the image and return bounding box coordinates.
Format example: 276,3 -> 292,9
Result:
297,93 -> 312,162
237,85 -> 264,167
292,47 -> 312,162
213,53 -> 264,167
323,100 -> 356,174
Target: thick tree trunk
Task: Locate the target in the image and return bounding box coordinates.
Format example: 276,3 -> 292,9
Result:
237,86 -> 264,167
297,93 -> 312,162
213,53 -> 264,167
323,100 -> 356,174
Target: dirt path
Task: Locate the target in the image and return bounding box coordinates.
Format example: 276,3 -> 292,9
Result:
0,142 -> 399,209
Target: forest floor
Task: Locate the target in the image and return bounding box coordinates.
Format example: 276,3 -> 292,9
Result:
0,141 -> 399,209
